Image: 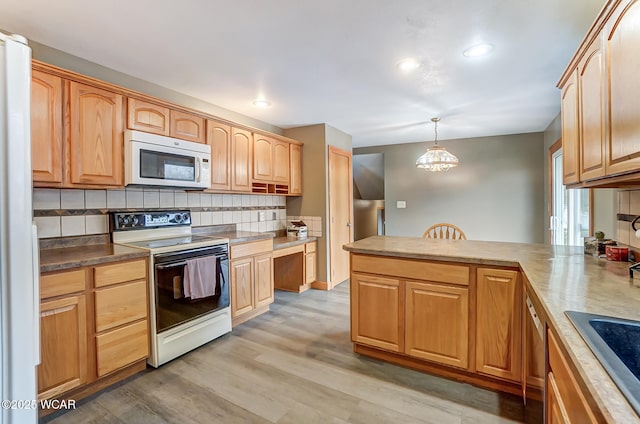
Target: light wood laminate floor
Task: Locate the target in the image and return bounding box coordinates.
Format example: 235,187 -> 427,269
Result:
43,282 -> 542,423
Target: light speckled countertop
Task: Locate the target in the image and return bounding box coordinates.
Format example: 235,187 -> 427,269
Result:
272,236 -> 317,250
343,236 -> 640,423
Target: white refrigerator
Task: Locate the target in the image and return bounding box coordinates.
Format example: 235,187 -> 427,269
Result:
0,33 -> 39,424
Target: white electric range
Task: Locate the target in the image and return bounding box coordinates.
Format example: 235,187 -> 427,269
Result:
111,210 -> 231,367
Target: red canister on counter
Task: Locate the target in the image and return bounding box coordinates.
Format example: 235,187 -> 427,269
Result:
605,245 -> 629,261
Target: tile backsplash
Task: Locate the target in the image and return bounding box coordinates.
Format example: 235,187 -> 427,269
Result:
33,188 -> 288,239
287,216 -> 322,238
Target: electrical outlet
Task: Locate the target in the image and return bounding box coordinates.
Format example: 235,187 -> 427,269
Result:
397,200 -> 407,209
272,211 -> 277,220
258,211 -> 266,221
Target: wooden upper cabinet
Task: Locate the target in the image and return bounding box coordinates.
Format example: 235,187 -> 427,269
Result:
206,120 -> 232,190
273,140 -> 290,183
69,82 -> 124,186
170,110 -> 205,143
231,128 -> 253,192
579,35 -> 606,181
253,135 -> 274,181
289,143 -> 302,195
31,70 -> 63,184
605,0 -> 640,176
127,98 -> 169,136
475,268 -> 521,382
405,281 -> 468,369
561,69 -> 580,185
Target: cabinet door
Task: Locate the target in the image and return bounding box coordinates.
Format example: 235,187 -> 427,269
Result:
547,372 -> 570,424
127,98 -> 170,136
351,273 -> 402,352
254,253 -> 274,308
31,70 -> 63,184
253,135 -> 274,181
561,69 -> 580,185
405,281 -> 468,368
169,110 -> 205,143
289,143 -> 302,195
230,257 -> 254,317
38,295 -> 88,400
273,140 -> 290,183
475,268 -> 521,381
69,82 -> 124,186
605,0 -> 640,176
207,121 -> 232,190
231,128 -> 252,192
579,36 -> 606,181
305,251 -> 316,284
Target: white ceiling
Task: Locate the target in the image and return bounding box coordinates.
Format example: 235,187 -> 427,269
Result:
1,0 -> 604,147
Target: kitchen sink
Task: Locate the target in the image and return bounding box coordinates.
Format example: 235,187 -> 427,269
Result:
565,310 -> 640,416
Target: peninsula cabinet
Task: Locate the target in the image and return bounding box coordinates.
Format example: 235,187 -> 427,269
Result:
31,70 -> 63,184
38,258 -> 149,414
230,239 -> 274,327
558,0 -> 640,187
349,253 -> 529,396
475,267 -> 521,382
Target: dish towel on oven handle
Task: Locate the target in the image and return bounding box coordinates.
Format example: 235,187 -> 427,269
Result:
183,256 -> 217,299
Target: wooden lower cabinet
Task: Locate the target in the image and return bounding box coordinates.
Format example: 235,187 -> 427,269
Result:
38,258 -> 149,409
230,240 -> 274,326
475,268 -> 521,382
351,273 -> 402,352
405,281 -> 468,368
547,330 -> 598,423
38,294 -> 88,400
305,242 -> 316,284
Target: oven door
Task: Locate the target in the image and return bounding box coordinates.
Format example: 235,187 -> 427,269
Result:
153,245 -> 229,333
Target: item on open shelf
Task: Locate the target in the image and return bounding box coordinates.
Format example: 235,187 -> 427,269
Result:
287,221 -> 308,238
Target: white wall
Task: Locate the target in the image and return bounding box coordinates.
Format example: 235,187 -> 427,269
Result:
356,132 -> 545,243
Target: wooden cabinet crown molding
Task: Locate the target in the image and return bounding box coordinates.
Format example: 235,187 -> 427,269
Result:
32,60 -> 303,147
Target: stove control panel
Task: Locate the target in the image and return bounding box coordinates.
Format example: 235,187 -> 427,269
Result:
111,210 -> 191,230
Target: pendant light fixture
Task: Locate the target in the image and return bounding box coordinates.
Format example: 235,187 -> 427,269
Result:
415,117 -> 459,172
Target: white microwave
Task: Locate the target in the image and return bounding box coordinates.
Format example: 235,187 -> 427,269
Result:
124,130 -> 211,189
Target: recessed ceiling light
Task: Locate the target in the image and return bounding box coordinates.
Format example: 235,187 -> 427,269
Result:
463,43 -> 494,58
397,58 -> 420,71
252,99 -> 272,108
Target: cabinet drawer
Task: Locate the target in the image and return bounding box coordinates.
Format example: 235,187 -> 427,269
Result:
547,330 -> 597,423
231,239 -> 272,259
305,242 -> 316,253
96,320 -> 149,377
94,259 -> 146,288
40,269 -> 86,300
95,280 -> 147,332
352,255 -> 469,286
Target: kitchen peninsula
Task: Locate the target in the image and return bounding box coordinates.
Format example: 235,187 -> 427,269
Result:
343,236 -> 640,423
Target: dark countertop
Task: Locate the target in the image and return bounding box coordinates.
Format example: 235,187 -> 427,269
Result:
273,236 -> 317,250
343,235 -> 640,423
40,243 -> 149,273
195,229 -> 275,245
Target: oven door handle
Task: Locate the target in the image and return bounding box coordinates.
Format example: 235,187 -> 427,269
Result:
156,261 -> 188,270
